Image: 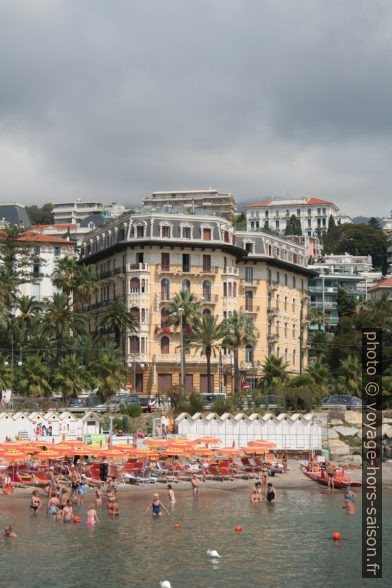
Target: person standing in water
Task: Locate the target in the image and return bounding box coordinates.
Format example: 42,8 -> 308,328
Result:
191,474 -> 201,498
86,504 -> 99,525
266,483 -> 276,503
343,486 -> 356,515
327,463 -> 335,491
48,491 -> 60,516
95,487 -> 102,508
63,500 -> 74,523
145,493 -> 169,517
30,490 -> 42,515
167,484 -> 176,505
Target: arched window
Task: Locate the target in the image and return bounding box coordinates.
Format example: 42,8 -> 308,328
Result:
228,282 -> 232,297
202,280 -> 211,302
161,308 -> 170,328
130,307 -> 140,321
161,278 -> 170,301
233,282 -> 237,297
161,336 -> 170,354
130,277 -> 140,293
245,345 -> 254,365
203,308 -> 211,315
223,283 -> 227,298
182,279 -> 191,292
129,336 -> 140,354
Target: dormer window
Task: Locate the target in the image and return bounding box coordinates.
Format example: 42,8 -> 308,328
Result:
136,225 -> 144,238
203,228 -> 211,240
182,226 -> 191,239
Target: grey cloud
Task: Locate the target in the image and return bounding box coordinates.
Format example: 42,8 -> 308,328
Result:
0,0 -> 391,215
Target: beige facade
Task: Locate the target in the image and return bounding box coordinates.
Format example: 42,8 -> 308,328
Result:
79,211 -> 313,396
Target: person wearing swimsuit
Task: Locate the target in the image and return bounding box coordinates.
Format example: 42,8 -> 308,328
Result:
95,487 -> 102,508
30,490 -> 42,515
48,491 -> 60,516
86,505 -> 99,526
145,493 -> 169,517
266,483 -> 276,503
63,500 -> 73,523
343,486 -> 356,515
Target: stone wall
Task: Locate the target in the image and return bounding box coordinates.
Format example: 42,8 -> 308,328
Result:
323,411 -> 392,463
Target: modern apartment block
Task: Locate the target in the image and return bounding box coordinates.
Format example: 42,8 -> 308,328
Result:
53,200 -> 127,224
142,189 -> 237,220
245,197 -> 350,236
79,209 -> 314,396
308,254 -> 381,328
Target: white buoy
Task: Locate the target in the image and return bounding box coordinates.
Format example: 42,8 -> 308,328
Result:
160,582 -> 172,588
207,549 -> 221,558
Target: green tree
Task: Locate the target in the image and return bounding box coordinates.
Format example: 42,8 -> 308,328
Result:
336,287 -> 357,320
0,355 -> 13,398
368,217 -> 381,230
52,256 -> 79,298
260,355 -> 288,393
53,354 -> 89,404
190,314 -> 226,395
25,203 -> 54,225
222,311 -> 257,398
0,225 -> 42,309
326,223 -> 387,273
284,214 -> 302,236
41,293 -> 87,361
336,355 -> 361,396
17,355 -> 51,397
98,300 -> 140,350
92,349 -> 127,402
306,360 -> 331,392
168,290 -> 202,393
322,215 -> 339,252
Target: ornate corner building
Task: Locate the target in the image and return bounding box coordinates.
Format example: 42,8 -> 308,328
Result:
79,209 -> 315,396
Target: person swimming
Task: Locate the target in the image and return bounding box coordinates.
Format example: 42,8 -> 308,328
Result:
145,494 -> 169,517
4,526 -> 17,537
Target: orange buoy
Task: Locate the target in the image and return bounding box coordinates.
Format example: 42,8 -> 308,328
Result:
3,482 -> 14,495
173,523 -> 181,529
73,516 -> 81,523
234,525 -> 243,532
332,531 -> 341,541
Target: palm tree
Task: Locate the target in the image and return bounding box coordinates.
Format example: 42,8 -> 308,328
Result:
74,264 -> 99,306
17,355 -> 51,397
260,355 -> 288,392
52,354 -> 90,404
98,300 -> 140,351
306,360 -> 331,396
41,293 -> 87,361
190,314 -> 226,395
337,355 -> 361,396
222,311 -> 257,398
92,349 -> 127,402
0,355 -> 13,398
52,256 -> 79,298
168,291 -> 202,393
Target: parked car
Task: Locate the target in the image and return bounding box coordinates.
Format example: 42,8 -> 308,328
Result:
321,395 -> 362,410
101,394 -> 142,413
68,398 -> 87,410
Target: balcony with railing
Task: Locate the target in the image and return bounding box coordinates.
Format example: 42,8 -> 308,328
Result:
129,263 -> 149,273
267,306 -> 279,316
126,353 -> 149,364
201,294 -> 219,304
241,305 -> 260,314
267,332 -> 279,342
222,266 -> 239,276
153,353 -> 232,365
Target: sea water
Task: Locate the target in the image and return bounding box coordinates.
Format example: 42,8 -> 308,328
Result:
0,486 -> 390,588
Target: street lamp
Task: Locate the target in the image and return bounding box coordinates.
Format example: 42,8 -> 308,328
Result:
178,307 -> 185,393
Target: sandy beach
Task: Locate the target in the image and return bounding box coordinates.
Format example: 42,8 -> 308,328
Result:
3,459 -> 392,500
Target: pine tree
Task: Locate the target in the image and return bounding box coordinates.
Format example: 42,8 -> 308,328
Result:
284,215 -> 302,236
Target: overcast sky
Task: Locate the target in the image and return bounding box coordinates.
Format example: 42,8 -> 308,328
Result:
0,1 -> 391,217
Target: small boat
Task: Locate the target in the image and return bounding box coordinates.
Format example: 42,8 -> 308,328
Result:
302,467 -> 362,488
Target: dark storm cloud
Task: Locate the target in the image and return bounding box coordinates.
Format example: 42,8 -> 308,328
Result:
0,0 -> 391,216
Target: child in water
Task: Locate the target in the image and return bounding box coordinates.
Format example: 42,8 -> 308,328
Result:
167,484 -> 176,505
86,504 -> 99,526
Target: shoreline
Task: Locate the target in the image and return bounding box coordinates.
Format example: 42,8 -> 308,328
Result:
3,460 -> 392,498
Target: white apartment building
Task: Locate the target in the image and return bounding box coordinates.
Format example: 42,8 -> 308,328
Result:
245,197 -> 350,237
53,200 -> 127,224
17,232 -> 77,301
143,189 -> 237,220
